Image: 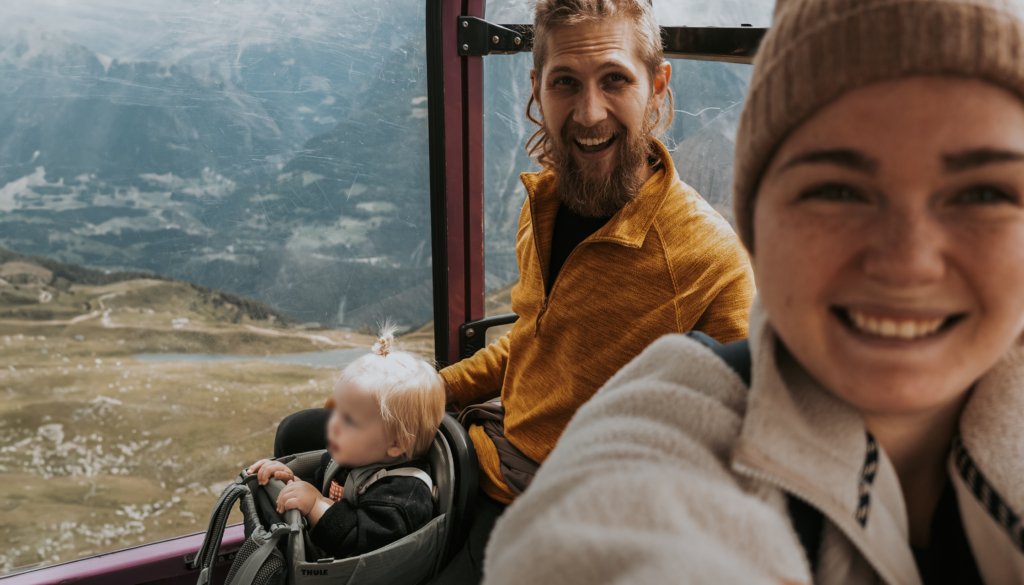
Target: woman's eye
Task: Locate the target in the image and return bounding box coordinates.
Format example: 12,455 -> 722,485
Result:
953,185 -> 1018,205
798,183 -> 866,203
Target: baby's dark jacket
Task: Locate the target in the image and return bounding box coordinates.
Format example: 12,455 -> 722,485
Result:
299,451 -> 434,559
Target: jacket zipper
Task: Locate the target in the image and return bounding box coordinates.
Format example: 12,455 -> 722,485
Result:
535,242 -> 590,336
732,450 -> 917,585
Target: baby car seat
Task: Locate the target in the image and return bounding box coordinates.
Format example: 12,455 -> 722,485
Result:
192,414 -> 478,585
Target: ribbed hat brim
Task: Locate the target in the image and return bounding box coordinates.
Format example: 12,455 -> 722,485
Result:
733,0 -> 1024,249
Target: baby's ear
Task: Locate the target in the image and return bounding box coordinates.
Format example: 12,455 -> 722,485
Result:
386,443 -> 405,459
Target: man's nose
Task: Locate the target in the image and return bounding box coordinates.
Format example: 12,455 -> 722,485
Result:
573,86 -> 608,127
861,208 -> 947,286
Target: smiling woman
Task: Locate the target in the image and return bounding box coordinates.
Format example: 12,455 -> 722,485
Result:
754,78 -> 1024,427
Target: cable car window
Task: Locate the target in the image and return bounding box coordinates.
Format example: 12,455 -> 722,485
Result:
485,0 -> 774,27
0,0 -> 431,574
652,1 -> 773,26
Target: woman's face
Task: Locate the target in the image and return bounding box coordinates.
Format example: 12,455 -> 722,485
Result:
753,77 -> 1024,418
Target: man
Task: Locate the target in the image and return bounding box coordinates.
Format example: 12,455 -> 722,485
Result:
434,0 -> 754,581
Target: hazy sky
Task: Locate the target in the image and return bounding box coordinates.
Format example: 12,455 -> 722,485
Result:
0,0 -> 386,62
0,0 -> 774,66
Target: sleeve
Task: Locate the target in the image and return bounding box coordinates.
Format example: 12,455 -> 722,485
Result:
481,336 -> 811,585
692,263 -> 755,343
669,214 -> 755,343
284,450 -> 330,485
309,477 -> 434,559
438,333 -> 510,410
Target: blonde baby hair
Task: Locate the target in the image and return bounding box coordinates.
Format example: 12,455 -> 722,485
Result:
333,322 -> 445,459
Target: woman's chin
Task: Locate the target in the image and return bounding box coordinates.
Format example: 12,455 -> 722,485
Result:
825,371 -> 973,419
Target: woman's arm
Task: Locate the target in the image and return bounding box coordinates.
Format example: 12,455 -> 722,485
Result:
482,335 -> 810,584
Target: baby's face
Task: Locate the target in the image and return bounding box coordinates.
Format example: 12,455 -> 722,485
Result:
326,382 -> 400,468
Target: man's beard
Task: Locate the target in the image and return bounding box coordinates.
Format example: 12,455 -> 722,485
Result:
549,112 -> 655,218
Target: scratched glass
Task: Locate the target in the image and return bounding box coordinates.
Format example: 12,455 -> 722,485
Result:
0,0 -> 431,573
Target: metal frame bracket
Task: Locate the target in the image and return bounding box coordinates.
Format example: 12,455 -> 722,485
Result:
457,16 -> 532,56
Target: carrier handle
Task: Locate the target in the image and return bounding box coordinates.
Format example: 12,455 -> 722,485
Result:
193,476 -> 251,584
263,477 -> 306,579
225,522 -> 291,585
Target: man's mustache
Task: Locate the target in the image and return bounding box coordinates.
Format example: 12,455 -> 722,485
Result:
561,122 -> 621,142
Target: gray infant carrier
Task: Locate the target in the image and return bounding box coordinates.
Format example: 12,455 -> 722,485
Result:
190,414 -> 478,585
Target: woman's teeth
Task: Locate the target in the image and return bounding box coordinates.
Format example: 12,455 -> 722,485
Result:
847,309 -> 946,340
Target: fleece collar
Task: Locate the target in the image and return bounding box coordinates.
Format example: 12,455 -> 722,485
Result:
734,300 -> 1024,584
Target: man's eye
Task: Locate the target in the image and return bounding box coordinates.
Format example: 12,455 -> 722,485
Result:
953,185 -> 1018,205
553,76 -> 578,88
798,183 -> 866,203
604,73 -> 628,84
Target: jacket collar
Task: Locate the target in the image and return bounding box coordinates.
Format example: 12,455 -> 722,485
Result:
519,138 -> 679,263
732,300 -> 920,584
734,300 -> 1024,583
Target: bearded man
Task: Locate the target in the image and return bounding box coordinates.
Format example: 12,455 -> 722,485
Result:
433,0 -> 754,581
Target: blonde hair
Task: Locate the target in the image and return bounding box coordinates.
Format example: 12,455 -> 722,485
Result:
332,324 -> 445,459
527,0 -> 674,169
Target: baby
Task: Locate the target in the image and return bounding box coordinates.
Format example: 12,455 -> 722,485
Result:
247,327 -> 445,559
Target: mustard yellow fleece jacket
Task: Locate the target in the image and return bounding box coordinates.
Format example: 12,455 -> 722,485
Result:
439,140 -> 754,503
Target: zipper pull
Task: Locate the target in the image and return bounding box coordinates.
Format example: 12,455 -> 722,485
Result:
535,298 -> 548,336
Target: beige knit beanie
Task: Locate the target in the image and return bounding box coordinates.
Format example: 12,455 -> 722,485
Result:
733,0 -> 1024,250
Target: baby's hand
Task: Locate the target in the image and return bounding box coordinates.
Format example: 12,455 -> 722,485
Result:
276,479 -> 322,516
246,459 -> 295,486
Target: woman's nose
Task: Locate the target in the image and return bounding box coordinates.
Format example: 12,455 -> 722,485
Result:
861,209 -> 947,286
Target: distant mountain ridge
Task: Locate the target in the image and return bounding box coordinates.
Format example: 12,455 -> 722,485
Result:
0,2 -> 756,330
0,245 -> 288,324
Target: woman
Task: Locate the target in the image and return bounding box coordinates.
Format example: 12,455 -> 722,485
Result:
481,0 -> 1024,583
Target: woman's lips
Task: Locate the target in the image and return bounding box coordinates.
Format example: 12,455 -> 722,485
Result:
833,306 -> 966,341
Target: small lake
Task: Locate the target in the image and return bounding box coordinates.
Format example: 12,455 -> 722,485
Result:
134,348 -> 367,369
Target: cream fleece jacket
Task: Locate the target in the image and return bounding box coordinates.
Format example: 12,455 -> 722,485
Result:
483,301 -> 1024,585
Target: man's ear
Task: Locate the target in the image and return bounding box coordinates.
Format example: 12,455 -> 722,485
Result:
652,60 -> 671,103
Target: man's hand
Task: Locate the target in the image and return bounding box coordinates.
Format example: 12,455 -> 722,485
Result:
276,479 -> 322,516
247,459 -> 295,486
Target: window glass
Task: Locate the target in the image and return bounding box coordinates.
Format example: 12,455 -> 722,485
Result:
0,0 -> 432,574
485,0 -> 774,26
483,52 -> 537,320
483,53 -> 752,316
653,0 -> 774,26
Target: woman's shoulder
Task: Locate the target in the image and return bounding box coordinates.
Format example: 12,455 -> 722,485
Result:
483,333 -> 808,585
593,332 -> 751,418
548,331 -> 753,484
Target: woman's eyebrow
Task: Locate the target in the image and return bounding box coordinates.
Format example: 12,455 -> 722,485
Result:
775,148 -> 879,176
943,148 -> 1024,172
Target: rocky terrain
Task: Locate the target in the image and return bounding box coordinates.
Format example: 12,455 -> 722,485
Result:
0,250 -> 432,574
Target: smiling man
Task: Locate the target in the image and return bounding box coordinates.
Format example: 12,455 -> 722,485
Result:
433,1 -> 753,582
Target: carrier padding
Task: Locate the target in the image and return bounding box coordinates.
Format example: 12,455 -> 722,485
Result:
289,514 -> 445,585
